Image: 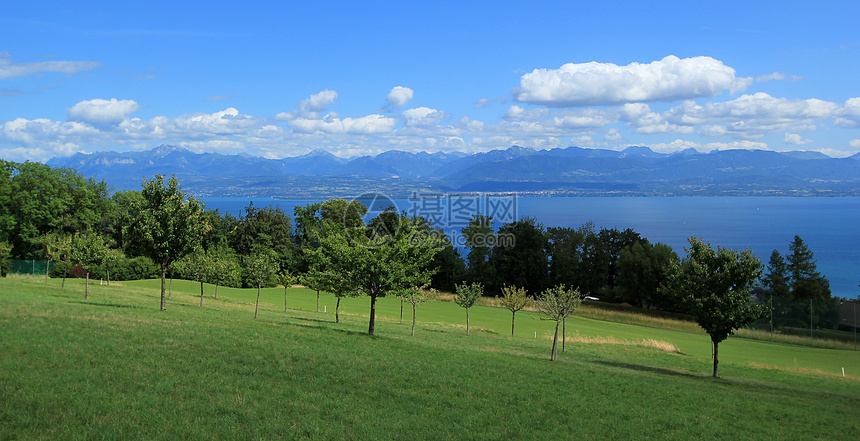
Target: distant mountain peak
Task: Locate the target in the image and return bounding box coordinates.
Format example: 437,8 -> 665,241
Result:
299,149 -> 339,159
152,144 -> 189,157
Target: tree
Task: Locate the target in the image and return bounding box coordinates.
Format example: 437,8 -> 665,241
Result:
243,246 -> 279,319
786,236 -> 831,300
454,282 -> 483,335
307,212 -> 441,335
70,232 -> 110,300
277,271 -> 297,313
398,287 -> 433,336
462,215 -> 496,286
535,285 -> 583,361
206,245 -> 241,299
490,217 -> 549,295
124,175 -> 208,311
615,242 -> 679,309
0,241 -> 11,277
42,232 -> 70,284
176,250 -> 210,307
499,285 -> 530,336
666,237 -> 764,378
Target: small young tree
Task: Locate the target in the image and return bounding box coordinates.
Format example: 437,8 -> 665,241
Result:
535,285 -> 583,361
666,237 -> 765,378
101,247 -> 124,287
277,271 -> 297,312
70,232 -> 109,300
243,246 -> 279,319
42,232 -> 67,284
398,287 -> 434,336
454,282 -> 483,335
500,285 -> 530,336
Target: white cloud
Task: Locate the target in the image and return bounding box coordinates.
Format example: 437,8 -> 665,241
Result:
783,133 -> 813,145
834,97 -> 860,128
288,114 -> 397,134
302,89 -> 338,112
0,52 -> 101,80
386,86 -> 413,108
513,55 -> 750,107
605,128 -> 622,141
67,98 -> 140,125
850,139 -> 860,149
402,107 -> 446,127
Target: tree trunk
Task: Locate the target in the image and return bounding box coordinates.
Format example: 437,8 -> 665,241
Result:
45,261 -> 50,284
400,300 -> 403,325
61,266 -> 67,289
215,282 -> 219,299
336,297 -> 341,323
254,282 -> 262,319
160,263 -> 167,311
168,274 -> 173,299
411,303 -> 417,336
562,316 -> 566,353
551,321 -> 560,361
466,307 -> 470,336
511,311 -> 516,336
316,290 -> 320,312
85,271 -> 90,300
107,267 -> 111,287
368,295 -> 377,335
284,286 -> 288,312
712,338 -> 720,378
200,280 -> 204,306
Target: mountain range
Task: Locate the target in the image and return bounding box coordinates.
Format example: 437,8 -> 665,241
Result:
46,145 -> 860,197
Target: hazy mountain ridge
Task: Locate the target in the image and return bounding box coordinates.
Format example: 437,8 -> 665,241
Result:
46,145 -> 860,197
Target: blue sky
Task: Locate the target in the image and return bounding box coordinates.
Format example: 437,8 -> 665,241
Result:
2,0 -> 859,162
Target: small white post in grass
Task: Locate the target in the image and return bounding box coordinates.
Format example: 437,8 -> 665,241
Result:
535,331 -> 537,339
843,367 -> 845,377
324,305 -> 327,313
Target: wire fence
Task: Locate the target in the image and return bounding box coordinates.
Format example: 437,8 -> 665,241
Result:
8,259 -> 58,278
747,294 -> 859,350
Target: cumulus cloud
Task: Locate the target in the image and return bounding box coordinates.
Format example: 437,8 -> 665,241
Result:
783,133 -> 813,145
513,55 -> 751,107
288,114 -> 396,135
0,52 -> 101,80
851,139 -> 860,149
402,107 -> 447,127
67,98 -> 140,125
300,89 -> 338,112
386,86 -> 413,108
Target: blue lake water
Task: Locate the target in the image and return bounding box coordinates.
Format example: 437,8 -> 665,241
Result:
202,196 -> 860,300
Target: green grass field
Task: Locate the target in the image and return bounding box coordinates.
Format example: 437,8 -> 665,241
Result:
2,276 -> 859,440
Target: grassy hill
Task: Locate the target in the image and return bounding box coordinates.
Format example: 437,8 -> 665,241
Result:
2,276 -> 859,440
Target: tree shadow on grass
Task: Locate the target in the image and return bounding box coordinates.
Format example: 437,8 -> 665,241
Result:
69,300 -> 142,309
592,360 -> 705,380
287,317 -> 370,338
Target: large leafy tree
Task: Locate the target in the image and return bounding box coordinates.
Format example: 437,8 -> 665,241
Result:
490,217 -> 548,295
666,237 -> 764,378
307,211 -> 441,336
615,241 -> 679,309
5,161 -> 110,259
124,175 -> 208,311
462,214 -> 496,286
0,241 -> 12,277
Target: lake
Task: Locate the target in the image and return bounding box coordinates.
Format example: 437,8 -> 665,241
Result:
202,196 -> 860,300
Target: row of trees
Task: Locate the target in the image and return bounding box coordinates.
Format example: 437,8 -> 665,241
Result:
0,162 -> 841,376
